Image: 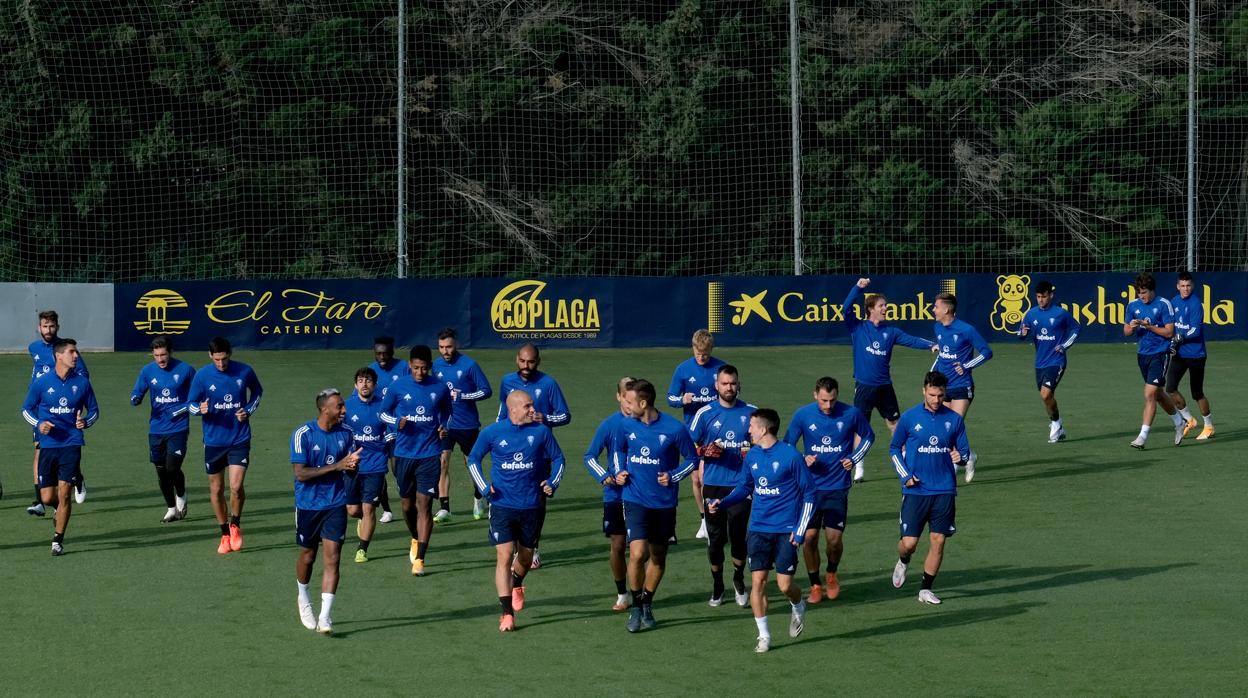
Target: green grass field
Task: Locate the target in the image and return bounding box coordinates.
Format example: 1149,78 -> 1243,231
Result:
1,343 -> 1243,695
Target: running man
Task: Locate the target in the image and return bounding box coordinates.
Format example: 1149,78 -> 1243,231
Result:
1167,272 -> 1214,441
343,368 -> 392,563
433,327 -> 493,523
27,310 -> 89,515
667,329 -> 725,539
129,336 -> 195,523
468,390 -> 566,632
1123,272 -> 1185,449
583,376 -> 635,612
187,336 -> 263,554
366,336 -> 404,523
931,292 -> 991,482
1018,281 -> 1080,443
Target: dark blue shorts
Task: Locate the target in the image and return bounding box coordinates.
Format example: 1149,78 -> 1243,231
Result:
854,382 -> 901,422
747,531 -> 799,574
345,471 -> 386,506
149,432 -> 189,467
394,455 -> 440,498
440,428 -> 480,455
1138,352 -> 1169,386
623,502 -> 677,545
296,506 -> 347,549
602,501 -> 626,537
489,504 -> 539,548
204,441 -> 250,475
899,493 -> 956,538
943,385 -> 974,402
807,489 -> 849,532
1035,365 -> 1065,392
38,446 -> 82,488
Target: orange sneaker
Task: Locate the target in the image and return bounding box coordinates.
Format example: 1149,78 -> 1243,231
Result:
217,534 -> 231,555
1196,425 -> 1215,441
1182,416 -> 1198,438
512,586 -> 526,612
825,572 -> 841,600
228,523 -> 243,551
807,584 -> 824,604
499,614 -> 515,632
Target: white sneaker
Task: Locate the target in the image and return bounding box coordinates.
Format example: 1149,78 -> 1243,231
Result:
378,509 -> 394,524
27,502 -> 46,517
299,600 -> 317,630
1173,424 -> 1184,447
788,601 -> 806,638
852,461 -> 865,483
734,583 -> 749,607
1129,436 -> 1146,450
708,593 -> 724,608
754,636 -> 771,653
51,541 -> 64,556
530,549 -> 542,569
892,559 -> 908,588
963,451 -> 977,483
917,589 -> 942,605
161,507 -> 178,523
1048,423 -> 1066,443
175,496 -> 188,519
433,508 -> 452,524
315,618 -> 333,635
695,518 -> 708,540
472,498 -> 488,520
74,480 -> 86,504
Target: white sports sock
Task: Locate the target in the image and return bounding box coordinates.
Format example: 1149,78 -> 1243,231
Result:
1138,425 -> 1151,439
1178,407 -> 1193,421
1204,413 -> 1213,427
1170,413 -> 1183,427
175,495 -> 187,508
791,599 -> 806,613
320,592 -> 335,622
754,615 -> 770,640
297,581 -> 310,606
1050,420 -> 1060,429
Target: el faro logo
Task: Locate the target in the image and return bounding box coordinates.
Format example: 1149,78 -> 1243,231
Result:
134,289 -> 191,335
491,280 -> 600,337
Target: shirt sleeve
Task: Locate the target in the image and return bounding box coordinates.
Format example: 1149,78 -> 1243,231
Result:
666,367 -> 685,408
544,382 -> 571,427
792,452 -> 816,537
952,418 -> 970,462
782,412 -> 802,448
895,328 -> 935,350
544,429 -> 566,490
463,363 -> 493,402
466,430 -> 492,495
669,427 -> 700,482
289,426 -> 310,466
889,415 -> 912,483
842,283 -> 863,330
81,383 -> 100,428
243,368 -> 263,414
1061,311 -> 1081,349
21,380 -> 41,427
130,367 -> 149,406
187,374 -> 204,415
583,418 -> 614,483
850,410 -> 875,464
961,326 -> 993,370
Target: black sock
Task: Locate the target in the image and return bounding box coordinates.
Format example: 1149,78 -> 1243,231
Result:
631,589 -> 644,608
641,589 -> 654,606
499,595 -> 513,615
53,532 -> 64,544
439,496 -> 450,511
173,470 -> 186,498
921,572 -> 936,590
512,571 -> 526,588
614,579 -> 626,595
33,484 -> 40,503
826,561 -> 839,573
712,569 -> 725,598
219,523 -> 230,535
732,564 -> 745,591
155,468 -> 176,508
359,539 -> 371,552
416,541 -> 429,560
1052,408 -> 1060,421
900,554 -> 912,564
808,571 -> 821,587
229,515 -> 240,526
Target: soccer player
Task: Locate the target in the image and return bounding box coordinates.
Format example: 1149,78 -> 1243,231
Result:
433,327 -> 493,523
843,278 -> 935,482
187,336 -> 263,554
783,376 -> 874,604
26,310 -> 90,515
129,336 -> 195,523
709,408 -> 814,653
611,379 -> 699,633
343,368 -> 392,563
889,372 -> 969,605
495,343 -> 571,568
21,338 -> 99,555
467,390 -> 566,632
689,365 -> 755,607
931,292 -> 991,483
380,345 -> 452,575
1123,272 -> 1185,449
366,336 -> 404,523
583,376 -> 635,612
1167,272 -> 1214,441
291,388 -> 362,634
1018,281 -> 1080,443
667,329 -> 725,539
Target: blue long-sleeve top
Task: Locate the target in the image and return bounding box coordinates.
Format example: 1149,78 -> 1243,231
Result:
496,371 -> 570,428
467,419 -> 566,510
584,410 -> 628,504
1019,305 -> 1080,368
611,412 -> 699,509
666,355 -> 726,426
379,375 -> 453,459
689,400 -> 756,488
783,401 -> 874,491
23,370 -> 100,448
889,402 -> 969,496
187,361 -> 263,447
720,440 -> 815,537
433,352 -> 493,429
1170,293 -> 1206,359
932,318 -> 993,390
844,283 -> 935,386
130,358 -> 196,435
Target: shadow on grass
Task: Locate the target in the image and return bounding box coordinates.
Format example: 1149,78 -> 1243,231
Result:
798,601 -> 1045,645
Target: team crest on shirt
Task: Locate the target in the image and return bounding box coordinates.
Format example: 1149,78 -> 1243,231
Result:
174,373 -> 180,381
658,434 -> 667,444
953,334 -> 959,342
1049,317 -> 1056,325
71,385 -> 78,394
771,461 -> 779,471
535,388 -> 543,398
429,392 -> 437,401
456,370 -> 463,379
527,435 -> 534,445
944,421 -> 951,431
836,421 -> 843,431
235,379 -> 242,387
883,331 -> 889,339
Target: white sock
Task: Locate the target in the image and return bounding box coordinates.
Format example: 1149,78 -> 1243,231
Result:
754,615 -> 770,639
175,495 -> 187,509
1204,413 -> 1213,427
297,581 -> 310,606
1138,425 -> 1151,440
165,507 -> 177,517
1170,413 -> 1183,427
1050,420 -> 1060,429
1178,407 -> 1193,422
791,599 -> 806,613
319,592 -> 335,623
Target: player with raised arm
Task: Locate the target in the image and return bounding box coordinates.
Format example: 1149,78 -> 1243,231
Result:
689,365 -> 755,608
709,408 -> 814,653
467,390 -> 565,632
1167,272 -> 1214,441
1124,273 -> 1185,449
611,379 -> 700,633
379,345 -> 452,575
343,368 -> 392,563
931,292 -> 991,483
291,388 -> 362,634
433,327 -> 493,523
187,337 -> 263,554
889,372 -> 969,605
843,279 -> 935,482
783,376 -> 873,603
667,329 -> 725,539
26,310 -> 90,515
129,336 -> 195,523
21,339 -> 99,555
366,337 -> 404,523
1017,281 -> 1080,443
495,343 -> 570,568
582,376 -> 635,612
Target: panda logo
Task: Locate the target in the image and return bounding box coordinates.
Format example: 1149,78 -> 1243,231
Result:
991,274 -> 1031,331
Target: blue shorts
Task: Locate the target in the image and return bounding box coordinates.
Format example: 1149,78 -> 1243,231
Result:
204,441 -> 250,475
1138,352 -> 1169,386
345,471 -> 386,506
854,382 -> 901,422
296,506 -> 347,549
899,493 -> 957,538
747,531 -> 799,574
149,432 -> 189,467
1035,365 -> 1065,391
623,502 -> 677,545
943,385 -> 974,402
489,504 -> 539,548
394,455 -> 440,498
807,489 -> 849,532
38,446 -> 82,488
602,501 -> 626,537
440,428 -> 480,455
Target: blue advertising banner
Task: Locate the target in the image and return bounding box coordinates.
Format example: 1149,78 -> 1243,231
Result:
115,273 -> 1242,351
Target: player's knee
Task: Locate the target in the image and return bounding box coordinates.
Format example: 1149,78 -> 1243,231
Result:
230,484 -> 244,499
707,547 -> 725,567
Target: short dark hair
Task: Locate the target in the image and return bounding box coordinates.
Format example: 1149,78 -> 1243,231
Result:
626,379 -> 656,407
751,408 -> 780,436
373,336 -> 395,349
923,371 -> 948,389
315,387 -> 341,410
717,364 -> 738,379
935,292 -> 957,313
354,367 -> 378,383
1134,272 -> 1156,291
518,342 -> 540,359
616,376 -> 635,395
150,336 -> 173,352
208,336 -> 232,355
38,310 -> 59,323
437,327 -> 458,341
409,345 -> 432,364
1177,271 -> 1193,282
1036,280 -> 1055,294
53,338 -> 77,354
814,376 -> 838,393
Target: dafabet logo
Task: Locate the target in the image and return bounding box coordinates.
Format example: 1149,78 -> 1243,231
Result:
490,280 -> 601,339
134,289 -> 191,335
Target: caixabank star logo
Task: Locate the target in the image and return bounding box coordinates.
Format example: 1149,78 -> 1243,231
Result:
134,289 -> 191,335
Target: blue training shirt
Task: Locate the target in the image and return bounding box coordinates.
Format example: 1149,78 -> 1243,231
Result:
433,352 -> 493,430
1171,293 -> 1206,359
343,393 -> 392,475
932,318 -> 993,390
783,401 -> 874,492
1126,296 -> 1175,356
584,411 -> 629,504
496,371 -> 571,428
130,358 -> 196,435
22,370 -> 100,448
379,375 -> 452,459
467,419 -> 565,510
368,358 -> 407,397
1020,305 -> 1080,369
720,440 -> 815,537
889,402 -> 969,496
187,360 -> 263,447
29,338 -> 89,383
689,399 -> 756,488
290,420 -> 351,511
611,412 -> 699,509
844,283 -> 934,386
666,356 -> 725,426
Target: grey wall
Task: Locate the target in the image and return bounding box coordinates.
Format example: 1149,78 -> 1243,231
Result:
0,283 -> 115,352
